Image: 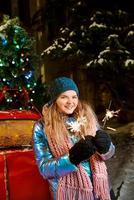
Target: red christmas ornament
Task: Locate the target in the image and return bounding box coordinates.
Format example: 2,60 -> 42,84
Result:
0,86 -> 9,102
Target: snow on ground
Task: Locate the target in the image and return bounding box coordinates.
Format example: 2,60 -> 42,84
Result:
106,122 -> 134,200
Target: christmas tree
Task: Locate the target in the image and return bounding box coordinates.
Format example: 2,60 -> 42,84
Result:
0,15 -> 42,111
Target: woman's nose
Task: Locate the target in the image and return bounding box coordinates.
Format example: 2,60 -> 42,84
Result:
67,98 -> 72,103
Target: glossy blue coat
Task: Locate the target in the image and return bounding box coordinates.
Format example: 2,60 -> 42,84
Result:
33,118 -> 115,200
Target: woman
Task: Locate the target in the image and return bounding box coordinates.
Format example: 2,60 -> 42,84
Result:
33,77 -> 115,200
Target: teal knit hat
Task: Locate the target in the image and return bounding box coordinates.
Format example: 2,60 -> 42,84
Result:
50,77 -> 79,101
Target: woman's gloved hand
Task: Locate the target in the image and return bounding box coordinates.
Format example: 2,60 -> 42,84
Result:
93,130 -> 111,154
69,135 -> 96,166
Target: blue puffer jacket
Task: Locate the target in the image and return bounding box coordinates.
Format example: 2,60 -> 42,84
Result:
33,118 -> 115,200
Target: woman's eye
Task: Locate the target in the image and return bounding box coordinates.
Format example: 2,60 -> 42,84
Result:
72,96 -> 78,99
60,96 -> 66,99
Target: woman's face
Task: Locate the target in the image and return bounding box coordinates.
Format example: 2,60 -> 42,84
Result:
56,90 -> 78,115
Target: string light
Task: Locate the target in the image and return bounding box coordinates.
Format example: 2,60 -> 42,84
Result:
2,38 -> 8,46
21,53 -> 24,57
22,67 -> 25,71
24,71 -> 33,79
16,45 -> 20,49
20,58 -> 24,63
27,84 -> 30,88
12,60 -> 15,64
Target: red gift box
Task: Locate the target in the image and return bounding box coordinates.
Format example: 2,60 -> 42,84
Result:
0,149 -> 50,200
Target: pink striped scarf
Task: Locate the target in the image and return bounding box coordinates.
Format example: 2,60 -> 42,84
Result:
47,135 -> 111,200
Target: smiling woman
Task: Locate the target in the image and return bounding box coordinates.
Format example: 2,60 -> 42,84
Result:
33,76 -> 116,200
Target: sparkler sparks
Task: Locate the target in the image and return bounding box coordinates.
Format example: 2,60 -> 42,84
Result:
66,116 -> 87,133
102,109 -> 120,122
102,100 -> 120,130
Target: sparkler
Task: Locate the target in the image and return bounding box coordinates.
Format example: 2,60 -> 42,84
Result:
66,116 -> 87,139
102,100 -> 120,130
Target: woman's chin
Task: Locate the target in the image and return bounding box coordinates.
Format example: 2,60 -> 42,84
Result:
64,109 -> 74,115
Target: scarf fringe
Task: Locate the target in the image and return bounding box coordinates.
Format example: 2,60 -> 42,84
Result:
57,184 -> 94,200
93,174 -> 111,200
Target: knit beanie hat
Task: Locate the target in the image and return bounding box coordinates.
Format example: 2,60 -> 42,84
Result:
50,77 -> 79,101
